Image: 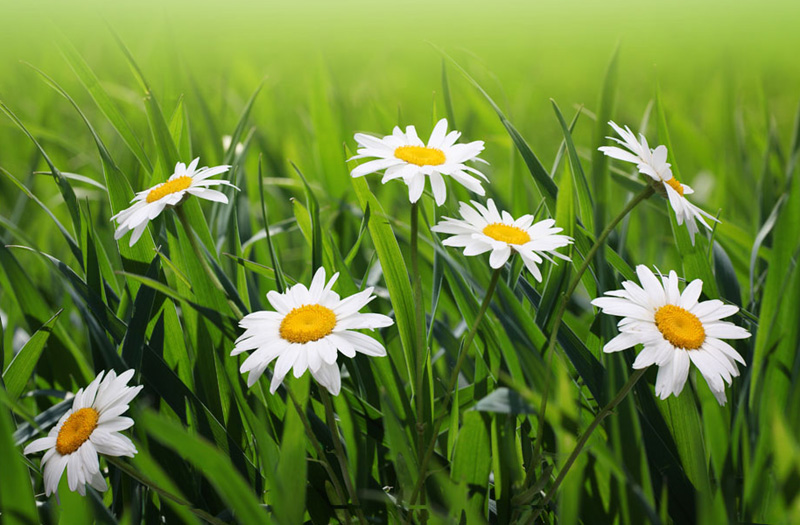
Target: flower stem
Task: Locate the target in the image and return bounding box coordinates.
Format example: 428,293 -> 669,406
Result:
531,367 -> 648,521
409,201 -> 428,516
174,205 -> 244,319
320,390 -> 368,525
531,184 -> 653,465
408,266 -> 503,508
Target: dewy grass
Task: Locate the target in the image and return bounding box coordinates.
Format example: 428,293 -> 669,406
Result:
1,6 -> 798,524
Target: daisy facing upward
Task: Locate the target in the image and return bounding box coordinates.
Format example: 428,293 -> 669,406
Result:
598,121 -> 718,244
592,265 -> 750,405
231,267 -> 394,395
349,118 -> 487,206
111,158 -> 235,246
431,198 -> 573,281
24,370 -> 142,497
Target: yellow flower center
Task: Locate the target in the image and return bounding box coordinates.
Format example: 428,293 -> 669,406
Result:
482,223 -> 531,245
146,176 -> 193,203
664,177 -> 684,196
56,408 -> 99,455
394,145 -> 446,166
654,304 -> 705,350
279,304 -> 337,344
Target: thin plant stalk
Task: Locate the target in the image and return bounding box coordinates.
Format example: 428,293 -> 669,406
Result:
531,367 -> 648,521
409,201 -> 429,517
320,390 -> 368,525
174,204 -> 244,319
531,184 -> 654,464
408,266 -> 503,508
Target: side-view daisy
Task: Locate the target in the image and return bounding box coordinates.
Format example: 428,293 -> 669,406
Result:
231,267 -> 394,395
24,369 -> 142,497
598,120 -> 718,244
349,118 -> 487,206
591,265 -> 750,405
431,199 -> 573,281
111,158 -> 235,246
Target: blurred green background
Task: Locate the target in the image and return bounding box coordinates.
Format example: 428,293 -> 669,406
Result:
2,0 -> 799,272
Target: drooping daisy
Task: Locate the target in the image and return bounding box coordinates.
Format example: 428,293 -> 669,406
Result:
24,370 -> 142,497
598,121 -> 718,244
591,265 -> 750,405
111,158 -> 235,246
231,267 -> 394,395
349,118 -> 487,206
431,199 -> 573,281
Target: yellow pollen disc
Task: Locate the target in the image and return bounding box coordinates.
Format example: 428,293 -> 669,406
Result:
56,408 -> 99,455
654,304 -> 705,350
279,304 -> 337,344
664,177 -> 684,196
394,145 -> 446,166
482,223 -> 531,245
146,176 -> 193,203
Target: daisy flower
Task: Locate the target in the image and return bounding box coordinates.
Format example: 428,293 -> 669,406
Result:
231,267 -> 394,395
111,158 -> 235,247
349,118 -> 487,206
598,121 -> 718,244
430,199 -> 572,281
591,265 -> 750,405
24,370 -> 142,497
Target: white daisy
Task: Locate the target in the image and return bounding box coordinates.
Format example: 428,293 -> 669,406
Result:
231,267 -> 394,395
591,265 -> 750,405
598,121 -> 718,244
349,118 -> 487,206
111,158 -> 236,247
430,199 -> 573,281
24,370 -> 142,497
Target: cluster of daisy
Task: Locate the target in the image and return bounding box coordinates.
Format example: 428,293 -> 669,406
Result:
21,117 -> 748,500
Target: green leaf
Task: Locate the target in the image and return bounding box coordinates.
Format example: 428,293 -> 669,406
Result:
0,389 -> 39,525
58,36 -> 153,173
348,160 -> 414,387
551,99 -> 594,233
137,410 -> 268,524
439,49 -> 558,212
2,310 -> 62,400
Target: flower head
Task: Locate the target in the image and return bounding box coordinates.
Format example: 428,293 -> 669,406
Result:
24,370 -> 142,496
591,265 -> 750,405
598,121 -> 718,244
231,267 -> 394,395
111,158 -> 235,246
349,118 -> 487,206
431,199 -> 572,281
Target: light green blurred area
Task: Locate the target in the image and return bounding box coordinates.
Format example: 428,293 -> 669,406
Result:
0,0 -> 797,266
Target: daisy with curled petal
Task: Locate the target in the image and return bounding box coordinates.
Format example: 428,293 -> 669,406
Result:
591,265 -> 750,405
598,121 -> 718,244
24,370 -> 143,497
111,158 -> 236,247
430,198 -> 573,281
231,267 -> 394,395
349,118 -> 487,206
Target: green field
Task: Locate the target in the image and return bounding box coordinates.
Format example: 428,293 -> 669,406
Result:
1,1 -> 799,523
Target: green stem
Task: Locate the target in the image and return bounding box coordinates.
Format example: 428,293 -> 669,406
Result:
321,390 -> 368,525
408,267 -> 503,508
409,202 -> 429,518
174,205 -> 244,319
286,387 -> 352,525
531,367 -> 648,521
530,184 -> 653,465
